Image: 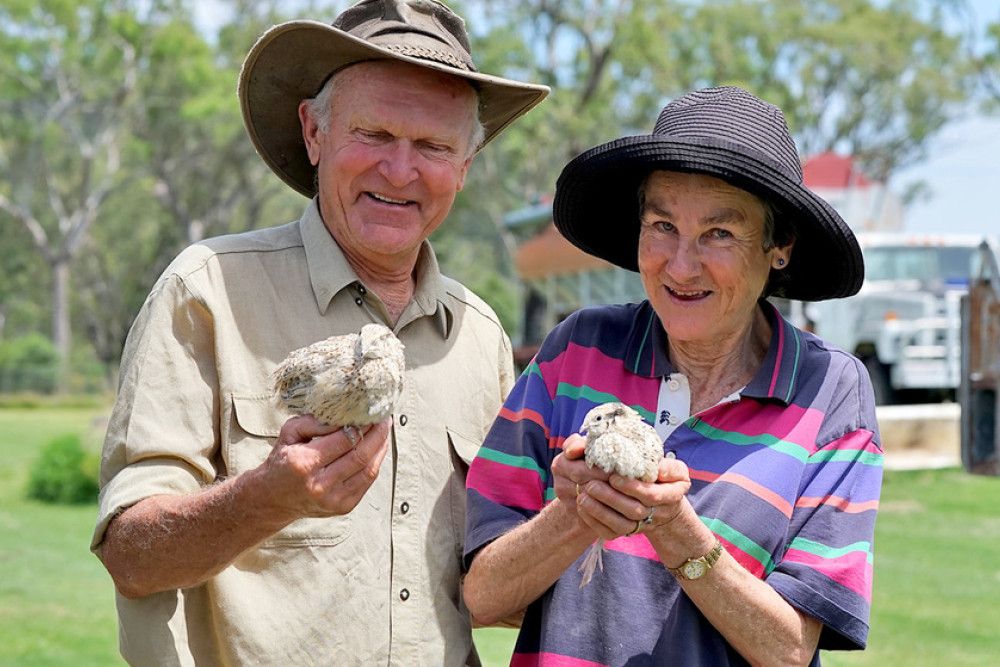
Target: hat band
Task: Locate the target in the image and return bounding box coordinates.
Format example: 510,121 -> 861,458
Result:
381,43 -> 474,71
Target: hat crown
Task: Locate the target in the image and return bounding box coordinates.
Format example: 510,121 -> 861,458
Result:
332,0 -> 476,72
653,86 -> 803,183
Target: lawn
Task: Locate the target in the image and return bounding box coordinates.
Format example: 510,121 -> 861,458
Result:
2,407 -> 999,666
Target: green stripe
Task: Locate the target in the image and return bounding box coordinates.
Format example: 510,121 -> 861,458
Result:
701,516 -> 776,573
789,537 -> 874,564
689,419 -> 809,462
808,448 -> 883,466
525,361 -> 542,380
544,487 -> 557,503
633,309 -> 655,375
784,325 -> 801,403
475,446 -> 548,481
555,383 -> 656,424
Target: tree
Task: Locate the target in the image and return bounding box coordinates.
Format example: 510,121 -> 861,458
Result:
0,0 -> 144,389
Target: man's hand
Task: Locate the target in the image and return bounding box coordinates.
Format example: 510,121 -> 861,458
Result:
259,415 -> 392,520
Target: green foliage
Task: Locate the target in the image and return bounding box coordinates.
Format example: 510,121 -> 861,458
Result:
0,333 -> 59,394
25,434 -> 100,504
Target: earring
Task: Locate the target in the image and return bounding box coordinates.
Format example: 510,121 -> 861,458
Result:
776,259 -> 785,267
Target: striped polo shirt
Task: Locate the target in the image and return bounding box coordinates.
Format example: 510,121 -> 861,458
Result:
465,300 -> 882,666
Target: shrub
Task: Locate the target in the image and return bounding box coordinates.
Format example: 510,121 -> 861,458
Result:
0,333 -> 60,394
26,434 -> 100,504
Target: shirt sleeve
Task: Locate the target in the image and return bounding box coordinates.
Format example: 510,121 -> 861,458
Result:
768,355 -> 883,650
91,269 -> 221,556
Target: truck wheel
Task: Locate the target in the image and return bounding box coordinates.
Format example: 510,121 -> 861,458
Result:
862,356 -> 896,405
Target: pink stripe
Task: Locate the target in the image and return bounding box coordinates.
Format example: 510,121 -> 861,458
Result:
603,535 -> 769,580
823,429 -> 882,454
511,653 -> 607,667
537,342 -> 655,408
784,548 -> 873,602
767,310 -> 785,396
603,534 -> 660,562
795,495 -> 879,514
468,458 -> 544,511
700,400 -> 824,454
499,406 -> 550,438
690,468 -> 792,517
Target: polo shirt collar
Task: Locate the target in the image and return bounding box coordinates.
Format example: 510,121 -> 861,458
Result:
300,199 -> 452,337
624,300 -> 801,405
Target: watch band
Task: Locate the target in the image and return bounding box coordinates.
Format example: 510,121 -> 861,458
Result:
667,538 -> 724,580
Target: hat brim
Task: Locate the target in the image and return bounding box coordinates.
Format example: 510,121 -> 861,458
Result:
553,135 -> 864,302
239,20 -> 549,198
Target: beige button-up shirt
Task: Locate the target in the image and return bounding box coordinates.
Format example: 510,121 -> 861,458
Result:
92,200 -> 514,666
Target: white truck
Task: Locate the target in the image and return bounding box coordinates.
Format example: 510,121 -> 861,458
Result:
803,233 -> 998,405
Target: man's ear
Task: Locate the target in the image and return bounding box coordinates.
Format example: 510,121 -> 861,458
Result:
455,156 -> 473,191
299,100 -> 322,167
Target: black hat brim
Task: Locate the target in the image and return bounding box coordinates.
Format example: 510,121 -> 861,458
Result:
553,134 -> 864,302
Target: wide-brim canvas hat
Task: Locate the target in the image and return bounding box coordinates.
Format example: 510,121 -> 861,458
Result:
239,0 -> 549,198
553,86 -> 863,302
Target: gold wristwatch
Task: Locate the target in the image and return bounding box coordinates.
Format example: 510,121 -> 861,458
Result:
667,538 -> 723,580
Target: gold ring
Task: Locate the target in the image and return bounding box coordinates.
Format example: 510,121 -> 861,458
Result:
575,483 -> 581,497
642,505 -> 655,524
626,519 -> 642,537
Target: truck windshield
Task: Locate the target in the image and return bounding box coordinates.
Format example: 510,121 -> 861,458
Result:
864,246 -> 976,285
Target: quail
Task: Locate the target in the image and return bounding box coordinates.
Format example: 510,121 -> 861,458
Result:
273,323 -> 405,444
577,402 -> 663,586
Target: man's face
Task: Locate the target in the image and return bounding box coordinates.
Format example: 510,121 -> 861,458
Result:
300,60 -> 477,273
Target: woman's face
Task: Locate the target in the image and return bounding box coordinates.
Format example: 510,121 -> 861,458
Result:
637,171 -> 792,347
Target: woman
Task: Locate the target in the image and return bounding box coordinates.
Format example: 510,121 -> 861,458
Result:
463,87 -> 882,666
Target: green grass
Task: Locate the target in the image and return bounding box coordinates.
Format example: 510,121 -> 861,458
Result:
3,407 -> 1000,665
0,407 -> 121,666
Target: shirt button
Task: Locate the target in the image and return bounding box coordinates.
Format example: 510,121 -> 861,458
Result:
399,414 -> 408,426
399,589 -> 410,601
668,414 -> 680,425
665,450 -> 677,459
354,297 -> 363,306
667,378 -> 681,391
357,285 -> 367,295
400,502 -> 410,514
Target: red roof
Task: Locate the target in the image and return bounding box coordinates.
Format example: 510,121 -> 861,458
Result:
802,152 -> 871,188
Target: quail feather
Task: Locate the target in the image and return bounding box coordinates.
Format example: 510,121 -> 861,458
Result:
273,323 -> 405,444
577,402 -> 664,586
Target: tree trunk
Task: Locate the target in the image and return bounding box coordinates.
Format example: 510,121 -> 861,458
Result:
51,258 -> 71,393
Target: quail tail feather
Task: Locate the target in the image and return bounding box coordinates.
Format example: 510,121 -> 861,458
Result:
578,539 -> 607,588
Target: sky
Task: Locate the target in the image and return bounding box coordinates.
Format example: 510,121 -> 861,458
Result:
894,114 -> 1000,236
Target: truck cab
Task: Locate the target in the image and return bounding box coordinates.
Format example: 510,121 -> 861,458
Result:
805,233 -> 995,404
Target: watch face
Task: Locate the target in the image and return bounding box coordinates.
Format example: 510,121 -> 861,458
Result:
683,561 -> 706,579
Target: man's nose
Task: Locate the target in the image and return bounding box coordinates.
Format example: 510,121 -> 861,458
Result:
377,141 -> 419,188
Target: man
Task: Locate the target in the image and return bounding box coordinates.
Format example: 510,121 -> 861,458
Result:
90,1 -> 548,664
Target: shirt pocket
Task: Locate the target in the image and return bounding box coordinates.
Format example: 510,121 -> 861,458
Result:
226,393 -> 352,546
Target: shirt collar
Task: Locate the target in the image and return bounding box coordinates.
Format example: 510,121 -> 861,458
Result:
300,198 -> 452,338
742,302 -> 801,404
624,300 -> 801,405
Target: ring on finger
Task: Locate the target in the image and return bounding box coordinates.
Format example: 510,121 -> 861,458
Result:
575,483 -> 581,497
625,519 -> 642,537
642,505 -> 655,524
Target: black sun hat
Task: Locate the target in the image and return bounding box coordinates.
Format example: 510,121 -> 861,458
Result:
238,0 -> 549,198
553,86 -> 864,302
